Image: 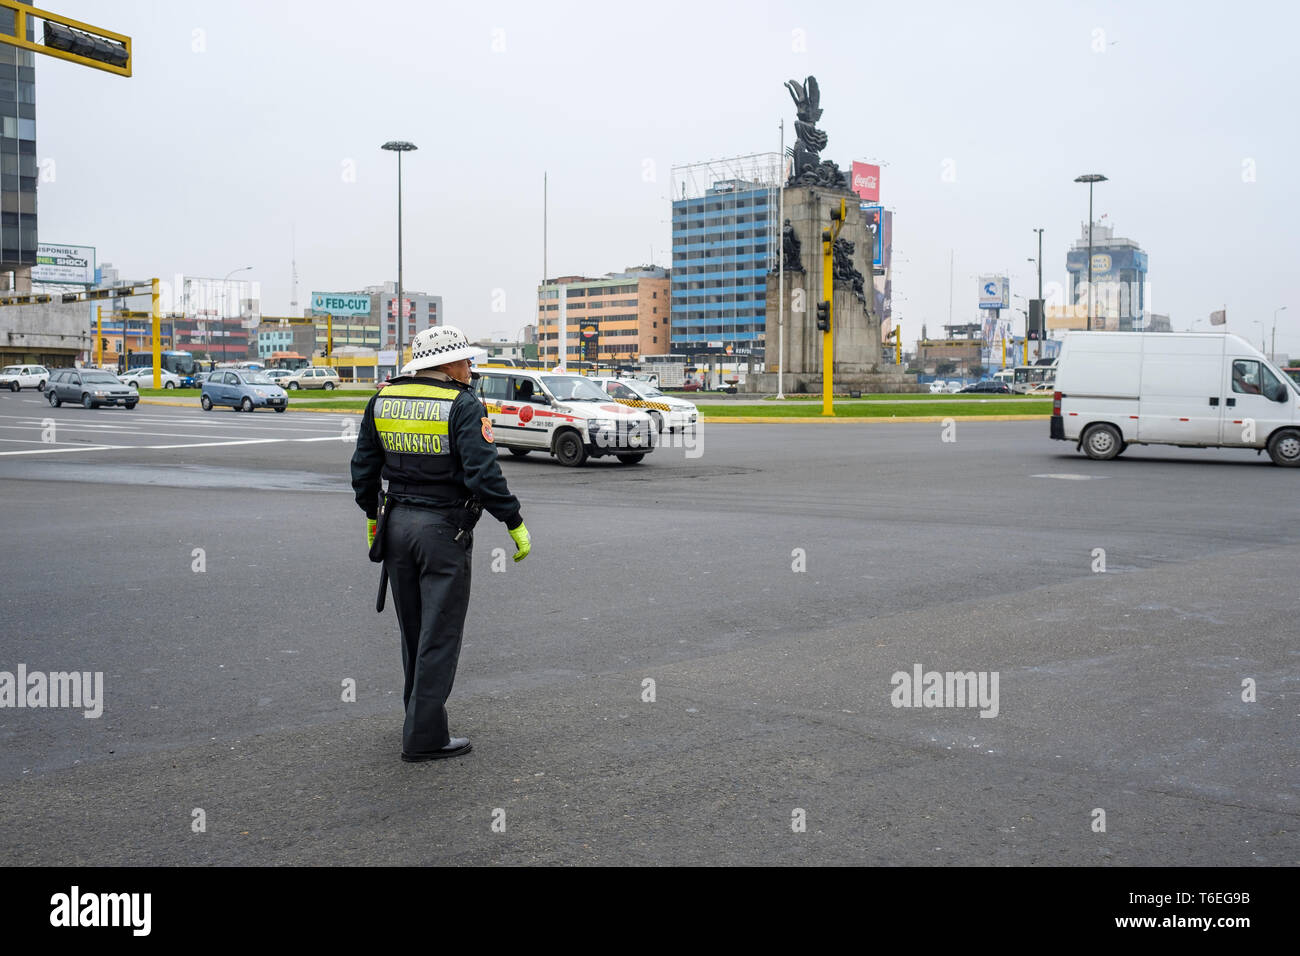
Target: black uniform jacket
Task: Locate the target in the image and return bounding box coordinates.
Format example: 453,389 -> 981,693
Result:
350,374 -> 523,529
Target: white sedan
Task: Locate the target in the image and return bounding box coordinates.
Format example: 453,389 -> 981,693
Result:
928,380 -> 948,394
588,376 -> 699,432
0,364 -> 49,391
119,367 -> 181,389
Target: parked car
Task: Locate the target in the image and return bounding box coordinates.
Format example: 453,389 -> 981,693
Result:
46,368 -> 137,409
1052,331 -> 1300,465
119,367 -> 182,389
928,380 -> 949,394
943,381 -> 963,394
1027,382 -> 1055,395
959,381 -> 1012,394
201,368 -> 289,412
283,366 -> 341,390
264,369 -> 294,382
193,371 -> 212,387
0,364 -> 49,391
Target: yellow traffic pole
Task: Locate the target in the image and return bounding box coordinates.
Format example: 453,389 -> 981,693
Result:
1001,329 -> 1007,368
895,323 -> 902,365
151,278 -> 161,388
821,226 -> 833,416
96,306 -> 103,368
821,198 -> 846,417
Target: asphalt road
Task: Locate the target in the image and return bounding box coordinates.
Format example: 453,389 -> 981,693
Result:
0,393 -> 1296,865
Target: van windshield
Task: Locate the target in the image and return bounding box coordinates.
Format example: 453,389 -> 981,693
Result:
542,376 -> 606,401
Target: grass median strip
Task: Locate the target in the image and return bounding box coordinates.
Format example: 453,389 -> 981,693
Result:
695,400 -> 1051,418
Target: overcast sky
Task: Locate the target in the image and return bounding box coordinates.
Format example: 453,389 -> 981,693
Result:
34,0 -> 1300,354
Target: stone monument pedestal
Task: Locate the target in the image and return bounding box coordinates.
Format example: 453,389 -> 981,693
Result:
744,184 -> 920,393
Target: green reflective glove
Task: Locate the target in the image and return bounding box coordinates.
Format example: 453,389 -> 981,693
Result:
367,519 -> 377,549
509,523 -> 531,562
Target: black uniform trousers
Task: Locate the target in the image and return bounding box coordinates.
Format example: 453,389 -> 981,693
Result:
383,503 -> 472,754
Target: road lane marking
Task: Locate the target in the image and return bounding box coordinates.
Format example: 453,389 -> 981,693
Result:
0,435 -> 350,457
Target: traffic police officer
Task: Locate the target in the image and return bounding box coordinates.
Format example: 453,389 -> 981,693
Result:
351,325 -> 530,762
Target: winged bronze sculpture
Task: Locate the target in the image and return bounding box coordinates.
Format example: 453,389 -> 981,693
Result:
784,75 -> 847,188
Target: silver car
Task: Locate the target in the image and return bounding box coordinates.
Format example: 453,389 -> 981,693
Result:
46,368 -> 138,409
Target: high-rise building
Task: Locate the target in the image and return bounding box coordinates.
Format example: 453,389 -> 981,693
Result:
362,281 -> 442,347
0,8 -> 37,290
1064,221 -> 1149,331
669,154 -> 782,361
536,266 -> 670,365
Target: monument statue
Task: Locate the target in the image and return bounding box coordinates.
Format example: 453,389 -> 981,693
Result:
833,238 -> 867,304
781,219 -> 804,272
784,76 -> 848,189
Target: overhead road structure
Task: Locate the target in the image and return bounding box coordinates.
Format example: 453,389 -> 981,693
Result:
0,1 -> 131,77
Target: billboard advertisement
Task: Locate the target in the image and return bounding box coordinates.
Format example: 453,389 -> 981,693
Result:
33,243 -> 96,284
311,292 -> 371,316
978,275 -> 1009,310
851,162 -> 880,203
860,205 -> 887,267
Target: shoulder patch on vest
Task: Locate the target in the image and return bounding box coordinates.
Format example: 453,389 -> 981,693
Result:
481,417 -> 495,443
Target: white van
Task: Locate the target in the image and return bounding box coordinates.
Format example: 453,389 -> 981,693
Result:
1051,332 -> 1300,466
475,367 -> 655,466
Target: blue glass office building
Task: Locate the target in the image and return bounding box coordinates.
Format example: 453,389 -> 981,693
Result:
670,177 -> 777,358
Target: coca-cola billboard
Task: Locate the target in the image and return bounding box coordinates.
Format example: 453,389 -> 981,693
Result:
851,161 -> 880,202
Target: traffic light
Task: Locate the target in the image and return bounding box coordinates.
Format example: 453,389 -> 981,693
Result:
816,300 -> 830,332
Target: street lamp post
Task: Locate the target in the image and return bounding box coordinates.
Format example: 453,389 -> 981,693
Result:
1272,306 -> 1287,362
1073,175 -> 1107,331
381,140 -> 418,366
221,266 -> 252,364
1031,226 -> 1043,360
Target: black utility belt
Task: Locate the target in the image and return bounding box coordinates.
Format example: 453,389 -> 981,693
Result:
385,493 -> 459,512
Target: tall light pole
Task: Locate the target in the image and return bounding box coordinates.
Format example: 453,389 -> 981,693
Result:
382,140 -> 417,364
221,266 -> 252,364
1272,306 -> 1287,362
1032,227 -> 1043,360
1074,174 -> 1107,331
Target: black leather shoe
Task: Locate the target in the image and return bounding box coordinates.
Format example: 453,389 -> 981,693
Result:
401,737 -> 472,762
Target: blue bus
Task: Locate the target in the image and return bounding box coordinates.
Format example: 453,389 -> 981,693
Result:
128,350 -> 199,378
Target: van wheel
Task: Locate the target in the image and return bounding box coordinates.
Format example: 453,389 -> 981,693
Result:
1082,423 -> 1122,460
553,431 -> 587,467
1267,429 -> 1300,467
508,448 -> 531,457
324,382 -> 335,390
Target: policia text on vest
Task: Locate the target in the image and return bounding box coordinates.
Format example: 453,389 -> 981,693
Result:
350,373 -> 529,761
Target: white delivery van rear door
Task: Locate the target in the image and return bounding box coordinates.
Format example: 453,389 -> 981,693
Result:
1137,334 -> 1225,445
